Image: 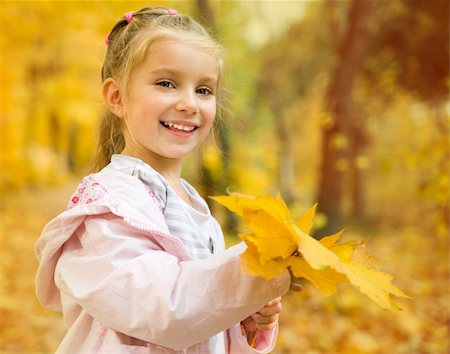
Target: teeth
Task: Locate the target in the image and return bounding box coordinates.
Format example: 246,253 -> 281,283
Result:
162,121 -> 195,132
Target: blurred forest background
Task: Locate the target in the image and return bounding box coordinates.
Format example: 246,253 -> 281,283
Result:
0,0 -> 448,353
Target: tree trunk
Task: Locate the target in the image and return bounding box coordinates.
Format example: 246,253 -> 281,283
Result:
348,118 -> 368,220
317,0 -> 371,233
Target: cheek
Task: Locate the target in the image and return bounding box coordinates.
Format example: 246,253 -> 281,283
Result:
205,102 -> 217,123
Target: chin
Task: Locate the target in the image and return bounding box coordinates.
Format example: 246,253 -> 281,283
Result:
165,149 -> 195,160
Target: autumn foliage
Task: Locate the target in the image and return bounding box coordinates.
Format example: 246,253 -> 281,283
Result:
212,194 -> 409,310
0,0 -> 448,353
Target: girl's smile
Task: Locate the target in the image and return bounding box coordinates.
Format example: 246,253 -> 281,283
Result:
160,120 -> 199,134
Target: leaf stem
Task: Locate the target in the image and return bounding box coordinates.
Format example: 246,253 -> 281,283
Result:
248,329 -> 259,348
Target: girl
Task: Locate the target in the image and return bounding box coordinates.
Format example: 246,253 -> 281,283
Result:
35,7 -> 297,353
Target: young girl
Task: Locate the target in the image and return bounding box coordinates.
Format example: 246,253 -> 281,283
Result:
35,7 -> 296,353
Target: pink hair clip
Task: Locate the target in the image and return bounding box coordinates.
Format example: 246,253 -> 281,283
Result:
125,11 -> 135,23
105,32 -> 110,46
167,8 -> 177,16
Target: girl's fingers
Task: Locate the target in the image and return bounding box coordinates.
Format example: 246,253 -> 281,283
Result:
266,297 -> 282,307
246,297 -> 283,331
251,312 -> 279,324
258,300 -> 282,316
256,322 -> 278,330
252,302 -> 281,330
253,314 -> 279,330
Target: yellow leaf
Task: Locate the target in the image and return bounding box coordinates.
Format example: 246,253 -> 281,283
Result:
323,232 -> 360,262
211,193 -> 291,221
349,241 -> 382,270
294,225 -> 344,271
211,194 -> 299,263
319,229 -> 344,248
294,225 -> 410,309
287,256 -> 348,295
341,261 -> 409,309
294,203 -> 317,234
240,234 -> 287,280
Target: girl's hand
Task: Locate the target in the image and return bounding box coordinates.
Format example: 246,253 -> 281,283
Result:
242,272 -> 302,346
241,297 -> 283,332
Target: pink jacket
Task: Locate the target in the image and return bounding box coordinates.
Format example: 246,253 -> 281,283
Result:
35,169 -> 290,353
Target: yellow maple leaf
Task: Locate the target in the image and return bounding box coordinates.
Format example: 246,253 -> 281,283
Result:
295,203 -> 317,234
293,225 -> 409,309
287,256 -> 348,295
211,194 -> 299,263
211,193 -> 410,310
240,234 -> 287,279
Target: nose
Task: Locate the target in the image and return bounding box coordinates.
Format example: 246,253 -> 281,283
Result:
175,89 -> 199,115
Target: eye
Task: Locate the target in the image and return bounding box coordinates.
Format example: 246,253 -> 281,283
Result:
196,87 -> 213,95
156,80 -> 175,88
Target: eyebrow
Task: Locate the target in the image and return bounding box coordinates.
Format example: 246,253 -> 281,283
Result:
150,68 -> 219,84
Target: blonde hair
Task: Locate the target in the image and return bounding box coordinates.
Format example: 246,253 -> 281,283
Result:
94,7 -> 224,171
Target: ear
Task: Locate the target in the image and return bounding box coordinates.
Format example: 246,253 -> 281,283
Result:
102,78 -> 124,118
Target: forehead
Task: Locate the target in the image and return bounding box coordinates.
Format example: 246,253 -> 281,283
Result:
137,38 -> 220,81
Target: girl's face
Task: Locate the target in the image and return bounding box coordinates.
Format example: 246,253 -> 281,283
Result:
121,38 -> 220,166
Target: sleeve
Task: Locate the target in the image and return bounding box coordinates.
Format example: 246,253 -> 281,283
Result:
55,213 -> 290,351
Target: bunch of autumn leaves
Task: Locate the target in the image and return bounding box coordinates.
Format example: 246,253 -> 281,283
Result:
211,194 -> 409,310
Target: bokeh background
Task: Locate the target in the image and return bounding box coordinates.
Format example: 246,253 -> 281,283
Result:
0,0 -> 448,353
